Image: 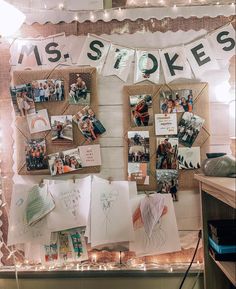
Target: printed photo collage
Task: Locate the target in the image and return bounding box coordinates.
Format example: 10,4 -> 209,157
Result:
127,89 -> 205,201
11,72 -> 106,176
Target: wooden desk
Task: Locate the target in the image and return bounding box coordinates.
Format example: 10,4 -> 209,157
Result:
195,174 -> 236,289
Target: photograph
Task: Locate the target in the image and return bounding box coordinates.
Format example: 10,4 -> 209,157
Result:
156,170 -> 178,201
10,84 -> 35,117
155,113 -> 178,136
129,94 -> 153,127
128,131 -> 150,163
178,147 -> 201,169
128,163 -> 150,185
48,148 -> 82,176
156,137 -> 178,169
178,112 -> 205,147
31,79 -> 64,102
73,106 -> 106,143
160,89 -> 193,113
25,139 -> 48,171
51,115 -> 73,144
27,109 -> 51,134
44,243 -> 58,262
69,73 -> 91,105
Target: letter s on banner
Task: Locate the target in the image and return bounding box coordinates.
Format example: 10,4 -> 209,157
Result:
159,46 -> 192,83
78,35 -> 111,74
185,38 -> 219,78
207,23 -> 236,60
134,50 -> 160,84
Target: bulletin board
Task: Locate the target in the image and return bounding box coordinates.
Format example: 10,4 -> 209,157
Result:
12,66 -> 101,175
124,82 -> 210,191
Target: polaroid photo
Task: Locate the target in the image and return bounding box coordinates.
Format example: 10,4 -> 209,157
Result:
48,148 -> 82,176
27,109 -> 51,134
51,115 -> 73,144
31,79 -> 65,102
129,94 -> 153,127
178,112 -> 205,147
128,162 -> 150,185
73,106 -> 106,143
156,169 -> 178,201
178,147 -> 201,169
43,243 -> 58,263
10,84 -> 35,117
160,89 -> 193,113
69,73 -> 91,105
128,131 -> 150,163
155,113 -> 177,136
156,137 -> 178,170
25,139 -> 48,171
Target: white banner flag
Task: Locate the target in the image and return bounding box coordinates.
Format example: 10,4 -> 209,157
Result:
41,33 -> 72,66
10,38 -> 44,68
160,46 -> 192,83
185,38 -> 219,78
134,49 -> 160,83
207,23 -> 236,60
102,44 -> 135,82
78,35 -> 111,73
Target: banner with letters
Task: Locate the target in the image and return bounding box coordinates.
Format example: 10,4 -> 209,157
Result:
10,24 -> 235,84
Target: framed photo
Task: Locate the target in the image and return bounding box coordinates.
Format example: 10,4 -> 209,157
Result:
160,89 -> 193,113
155,113 -> 177,136
51,115 -> 73,144
178,147 -> 201,169
48,148 -> 82,176
129,94 -> 153,127
69,73 -> 91,105
73,106 -> 106,143
156,137 -> 178,170
27,109 -> 51,134
156,169 -> 178,201
31,79 -> 65,102
178,112 -> 205,147
10,84 -> 35,117
25,139 -> 48,171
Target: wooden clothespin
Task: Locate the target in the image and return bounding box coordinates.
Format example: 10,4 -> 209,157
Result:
108,177 -> 112,184
72,176 -> 76,184
145,191 -> 150,197
39,178 -> 44,187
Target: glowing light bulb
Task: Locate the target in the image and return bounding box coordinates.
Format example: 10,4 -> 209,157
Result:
90,12 -> 95,21
58,3 -> 64,10
104,10 -> 109,19
74,15 -> 78,21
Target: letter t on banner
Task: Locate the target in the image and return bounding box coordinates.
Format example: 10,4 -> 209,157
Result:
185,38 -> 219,78
134,50 -> 160,84
102,44 -> 135,82
159,46 -> 193,83
78,35 -> 111,74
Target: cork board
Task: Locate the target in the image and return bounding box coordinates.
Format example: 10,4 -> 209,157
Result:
124,82 -> 210,191
13,66 -> 101,175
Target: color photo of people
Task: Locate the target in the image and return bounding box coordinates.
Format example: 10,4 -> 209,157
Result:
25,139 -> 48,171
156,137 -> 178,169
156,170 -> 178,201
178,112 -> 205,148
73,106 -> 106,143
48,148 -> 82,176
69,73 -> 91,105
51,115 -> 73,144
128,131 -> 150,163
10,84 -> 35,117
129,94 -> 153,127
160,89 -> 193,113
31,79 -> 64,102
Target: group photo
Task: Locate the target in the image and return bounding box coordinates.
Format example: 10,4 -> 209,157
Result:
128,131 -> 150,163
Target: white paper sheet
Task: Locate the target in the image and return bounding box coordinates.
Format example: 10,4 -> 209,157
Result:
130,194 -> 181,257
7,184 -> 51,246
90,176 -> 134,247
47,176 -> 91,231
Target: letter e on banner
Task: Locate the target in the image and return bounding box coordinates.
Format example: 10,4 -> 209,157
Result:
134,50 -> 160,84
78,35 -> 111,73
207,23 -> 236,60
185,38 -> 219,78
10,38 -> 43,67
159,46 -> 192,83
